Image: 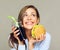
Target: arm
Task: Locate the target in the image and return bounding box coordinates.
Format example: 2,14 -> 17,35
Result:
33,32 -> 51,50
11,45 -> 25,50
8,34 -> 25,50
10,38 -> 25,50
10,26 -> 25,50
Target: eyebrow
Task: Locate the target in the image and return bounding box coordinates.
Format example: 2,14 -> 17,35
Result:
24,12 -> 36,14
31,12 -> 36,14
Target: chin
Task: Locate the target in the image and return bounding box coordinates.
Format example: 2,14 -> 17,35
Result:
24,26 -> 33,30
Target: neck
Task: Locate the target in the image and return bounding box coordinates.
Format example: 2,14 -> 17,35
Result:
25,29 -> 32,40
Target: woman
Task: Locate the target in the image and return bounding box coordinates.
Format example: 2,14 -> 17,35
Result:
8,5 -> 51,50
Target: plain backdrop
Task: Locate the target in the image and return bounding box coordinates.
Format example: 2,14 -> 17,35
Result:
0,0 -> 60,50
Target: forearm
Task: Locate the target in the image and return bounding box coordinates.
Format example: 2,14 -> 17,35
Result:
18,39 -> 24,45
18,39 -> 25,50
28,42 -> 34,50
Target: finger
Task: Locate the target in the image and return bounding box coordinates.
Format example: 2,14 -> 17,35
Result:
41,34 -> 45,40
43,34 -> 46,40
44,34 -> 46,37
38,34 -> 43,41
37,34 -> 43,42
14,34 -> 18,39
41,34 -> 44,40
16,33 -> 20,36
14,30 -> 19,34
11,26 -> 15,30
14,33 -> 20,38
36,36 -> 38,41
12,27 -> 17,33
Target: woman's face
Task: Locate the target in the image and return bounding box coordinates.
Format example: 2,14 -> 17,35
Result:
22,8 -> 39,30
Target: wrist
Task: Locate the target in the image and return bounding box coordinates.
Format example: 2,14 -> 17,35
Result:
28,42 -> 34,50
18,39 -> 24,45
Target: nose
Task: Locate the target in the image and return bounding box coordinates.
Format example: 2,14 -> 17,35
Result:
27,15 -> 32,20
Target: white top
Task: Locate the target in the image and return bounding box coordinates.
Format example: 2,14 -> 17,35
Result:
10,32 -> 51,50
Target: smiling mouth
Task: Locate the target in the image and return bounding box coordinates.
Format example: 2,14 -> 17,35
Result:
25,22 -> 34,25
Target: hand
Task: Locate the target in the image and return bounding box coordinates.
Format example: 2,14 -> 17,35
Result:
36,34 -> 46,42
12,26 -> 19,40
29,34 -> 46,44
11,26 -> 24,45
28,34 -> 46,50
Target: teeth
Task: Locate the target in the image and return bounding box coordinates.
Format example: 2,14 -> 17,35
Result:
27,22 -> 32,24
26,22 -> 33,25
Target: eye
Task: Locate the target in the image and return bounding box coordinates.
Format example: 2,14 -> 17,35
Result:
32,14 -> 36,17
23,14 -> 28,17
25,14 -> 28,16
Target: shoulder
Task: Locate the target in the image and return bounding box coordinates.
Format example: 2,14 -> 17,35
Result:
42,32 -> 51,44
45,32 -> 51,41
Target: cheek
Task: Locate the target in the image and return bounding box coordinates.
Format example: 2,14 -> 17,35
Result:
35,20 -> 38,24
22,19 -> 26,26
33,18 -> 38,24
